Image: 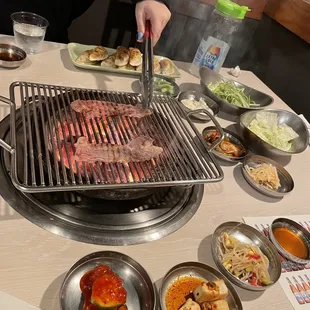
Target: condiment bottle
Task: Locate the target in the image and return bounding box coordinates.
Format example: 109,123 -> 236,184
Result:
190,0 -> 250,76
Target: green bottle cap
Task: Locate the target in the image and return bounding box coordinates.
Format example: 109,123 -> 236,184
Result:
216,0 -> 251,19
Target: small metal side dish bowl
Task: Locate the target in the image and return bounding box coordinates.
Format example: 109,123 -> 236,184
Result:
202,126 -> 249,163
269,218 -> 310,265
242,155 -> 294,198
60,251 -> 156,310
178,91 -> 219,122
199,66 -> 273,116
212,221 -> 281,291
139,75 -> 180,97
160,262 -> 243,310
0,43 -> 26,68
240,109 -> 309,156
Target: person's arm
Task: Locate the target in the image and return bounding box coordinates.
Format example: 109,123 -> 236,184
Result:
133,0 -> 171,46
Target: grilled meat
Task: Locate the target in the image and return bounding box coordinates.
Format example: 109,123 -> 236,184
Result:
71,100 -> 152,119
74,136 -> 163,163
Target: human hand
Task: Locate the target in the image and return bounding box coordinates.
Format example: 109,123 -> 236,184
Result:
136,0 -> 171,46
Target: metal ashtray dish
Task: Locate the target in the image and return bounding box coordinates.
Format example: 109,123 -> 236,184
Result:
60,251 -> 156,310
212,221 -> 281,291
242,155 -> 294,198
203,126 -> 249,163
269,218 -> 310,265
160,261 -> 243,310
199,66 -> 274,116
178,91 -> 219,122
0,43 -> 26,68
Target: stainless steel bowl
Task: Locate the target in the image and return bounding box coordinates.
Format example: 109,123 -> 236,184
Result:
160,262 -> 243,310
60,251 -> 156,310
139,75 -> 180,97
199,66 -> 273,116
212,221 -> 281,291
269,218 -> 310,265
0,43 -> 26,68
240,109 -> 309,156
242,155 -> 294,198
178,91 -> 219,122
202,126 -> 249,163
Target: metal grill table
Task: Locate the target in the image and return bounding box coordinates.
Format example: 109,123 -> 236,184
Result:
0,81 -> 224,193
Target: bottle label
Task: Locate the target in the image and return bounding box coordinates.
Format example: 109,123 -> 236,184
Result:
192,36 -> 230,73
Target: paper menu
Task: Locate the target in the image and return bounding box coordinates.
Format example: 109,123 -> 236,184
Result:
243,215 -> 310,309
0,291 -> 41,309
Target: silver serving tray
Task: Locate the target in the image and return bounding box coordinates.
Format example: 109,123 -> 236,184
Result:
59,251 -> 156,310
199,66 -> 274,116
212,222 -> 281,291
160,261 -> 243,310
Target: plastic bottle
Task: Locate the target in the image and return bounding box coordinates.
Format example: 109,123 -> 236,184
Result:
190,0 -> 250,76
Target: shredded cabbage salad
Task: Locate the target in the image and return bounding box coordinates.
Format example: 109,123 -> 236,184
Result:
209,81 -> 259,108
248,112 -> 299,151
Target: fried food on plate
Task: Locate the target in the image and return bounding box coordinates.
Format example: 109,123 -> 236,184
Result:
89,46 -> 109,61
129,47 -> 142,66
76,50 -> 93,64
101,54 -> 117,68
160,59 -> 174,75
201,299 -> 230,310
193,280 -> 228,303
179,298 -> 200,310
115,46 -> 130,66
153,57 -> 161,74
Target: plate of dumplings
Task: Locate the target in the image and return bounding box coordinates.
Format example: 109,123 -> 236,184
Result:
68,42 -> 180,78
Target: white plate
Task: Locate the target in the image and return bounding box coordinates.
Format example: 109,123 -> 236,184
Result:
67,42 -> 181,78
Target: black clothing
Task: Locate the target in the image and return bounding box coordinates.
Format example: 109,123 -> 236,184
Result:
1,0 -> 168,44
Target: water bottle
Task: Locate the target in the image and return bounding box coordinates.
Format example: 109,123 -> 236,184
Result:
190,0 -> 250,76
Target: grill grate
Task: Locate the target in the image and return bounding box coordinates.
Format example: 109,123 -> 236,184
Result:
5,81 -> 223,193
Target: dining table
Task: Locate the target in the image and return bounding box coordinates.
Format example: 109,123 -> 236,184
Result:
0,35 -> 308,310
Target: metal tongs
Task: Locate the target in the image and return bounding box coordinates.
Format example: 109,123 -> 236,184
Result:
141,20 -> 153,109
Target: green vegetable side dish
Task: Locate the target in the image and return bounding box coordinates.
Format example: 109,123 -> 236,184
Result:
209,81 -> 259,108
153,79 -> 175,95
247,112 -> 299,152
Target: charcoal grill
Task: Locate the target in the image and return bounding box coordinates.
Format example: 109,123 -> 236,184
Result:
0,81 -> 224,193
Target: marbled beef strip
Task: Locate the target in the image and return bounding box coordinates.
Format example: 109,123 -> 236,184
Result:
71,100 -> 152,119
74,136 -> 163,163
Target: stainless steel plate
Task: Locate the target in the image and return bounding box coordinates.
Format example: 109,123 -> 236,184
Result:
199,66 -> 273,116
202,126 -> 249,163
270,218 -> 310,264
212,222 -> 281,291
159,262 -> 243,310
60,251 -> 156,310
242,155 -> 294,198
178,91 -> 219,122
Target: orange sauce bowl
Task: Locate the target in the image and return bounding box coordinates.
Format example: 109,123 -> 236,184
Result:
270,218 -> 310,265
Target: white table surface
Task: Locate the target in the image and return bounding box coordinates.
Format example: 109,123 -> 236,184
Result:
0,35 -> 308,310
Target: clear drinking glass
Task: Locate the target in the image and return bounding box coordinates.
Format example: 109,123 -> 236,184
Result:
11,12 -> 49,54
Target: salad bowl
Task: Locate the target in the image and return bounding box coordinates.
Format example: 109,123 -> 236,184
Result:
240,109 -> 309,157
199,66 -> 274,116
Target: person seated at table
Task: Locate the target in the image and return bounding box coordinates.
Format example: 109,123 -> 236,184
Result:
0,0 -> 170,46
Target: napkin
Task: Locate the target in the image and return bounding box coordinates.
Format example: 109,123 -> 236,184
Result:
0,291 -> 41,310
299,114 -> 310,145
